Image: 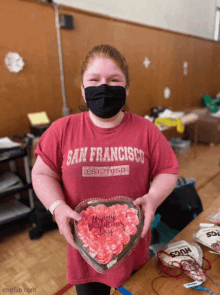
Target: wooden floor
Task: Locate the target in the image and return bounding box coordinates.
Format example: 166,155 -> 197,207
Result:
0,144 -> 220,295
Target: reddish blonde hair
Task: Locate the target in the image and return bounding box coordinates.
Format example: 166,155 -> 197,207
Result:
80,44 -> 130,87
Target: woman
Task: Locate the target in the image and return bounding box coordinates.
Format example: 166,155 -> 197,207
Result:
32,44 -> 179,295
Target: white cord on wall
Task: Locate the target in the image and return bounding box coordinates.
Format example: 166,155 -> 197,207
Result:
53,3 -> 71,117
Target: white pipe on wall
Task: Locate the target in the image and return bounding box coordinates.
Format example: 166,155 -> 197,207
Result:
53,3 -> 71,117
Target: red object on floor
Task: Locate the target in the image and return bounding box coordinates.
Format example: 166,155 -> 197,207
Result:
54,283 -> 74,295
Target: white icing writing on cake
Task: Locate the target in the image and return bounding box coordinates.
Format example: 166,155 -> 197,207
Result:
88,215 -> 125,236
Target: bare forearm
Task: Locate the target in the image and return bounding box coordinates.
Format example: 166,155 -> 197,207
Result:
148,173 -> 178,211
31,156 -> 81,249
32,173 -> 65,210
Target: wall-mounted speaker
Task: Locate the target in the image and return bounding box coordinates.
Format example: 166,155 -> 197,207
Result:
60,14 -> 74,30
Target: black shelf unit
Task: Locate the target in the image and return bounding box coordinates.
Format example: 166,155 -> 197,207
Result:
0,138 -> 35,226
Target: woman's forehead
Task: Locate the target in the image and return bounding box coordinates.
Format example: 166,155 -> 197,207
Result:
85,56 -> 123,74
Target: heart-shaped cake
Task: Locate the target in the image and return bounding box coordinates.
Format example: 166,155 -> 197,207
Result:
72,197 -> 144,272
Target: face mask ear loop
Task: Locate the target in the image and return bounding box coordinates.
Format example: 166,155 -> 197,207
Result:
82,85 -> 86,96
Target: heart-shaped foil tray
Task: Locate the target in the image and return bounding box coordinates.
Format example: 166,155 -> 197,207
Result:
72,196 -> 144,273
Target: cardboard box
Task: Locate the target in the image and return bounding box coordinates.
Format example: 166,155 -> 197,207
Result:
185,113 -> 220,144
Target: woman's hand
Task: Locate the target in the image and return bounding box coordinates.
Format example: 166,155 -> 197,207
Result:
133,174 -> 178,237
53,203 -> 82,249
133,194 -> 157,238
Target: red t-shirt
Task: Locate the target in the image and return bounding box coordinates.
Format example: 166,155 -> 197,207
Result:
35,111 -> 179,288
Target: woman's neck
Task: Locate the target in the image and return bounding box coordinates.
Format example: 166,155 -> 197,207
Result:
88,110 -> 125,128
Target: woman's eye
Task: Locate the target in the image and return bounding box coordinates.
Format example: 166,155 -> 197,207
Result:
111,79 -> 119,82
90,78 -> 98,81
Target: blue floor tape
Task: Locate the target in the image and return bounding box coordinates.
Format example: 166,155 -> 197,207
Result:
192,285 -> 215,295
117,286 -> 133,295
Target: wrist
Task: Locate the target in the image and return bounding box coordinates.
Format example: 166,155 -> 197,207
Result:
48,200 -> 66,215
144,193 -> 159,212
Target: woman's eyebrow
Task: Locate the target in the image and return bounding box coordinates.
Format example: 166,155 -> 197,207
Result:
85,73 -> 124,79
109,74 -> 124,79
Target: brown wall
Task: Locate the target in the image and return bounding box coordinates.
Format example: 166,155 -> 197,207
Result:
1,0 -> 220,138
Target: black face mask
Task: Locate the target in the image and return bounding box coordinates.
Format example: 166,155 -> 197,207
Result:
84,84 -> 126,119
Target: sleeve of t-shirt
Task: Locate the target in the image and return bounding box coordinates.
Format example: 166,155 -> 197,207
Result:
148,125 -> 179,180
34,121 -> 63,176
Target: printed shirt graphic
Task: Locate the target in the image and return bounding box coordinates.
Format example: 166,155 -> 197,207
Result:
35,111 -> 179,288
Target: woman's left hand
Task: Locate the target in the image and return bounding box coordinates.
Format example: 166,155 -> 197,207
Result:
133,194 -> 157,238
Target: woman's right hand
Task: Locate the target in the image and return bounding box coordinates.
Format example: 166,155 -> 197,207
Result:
53,203 -> 82,249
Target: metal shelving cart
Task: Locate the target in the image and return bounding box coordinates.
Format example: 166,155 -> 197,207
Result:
0,135 -> 35,225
